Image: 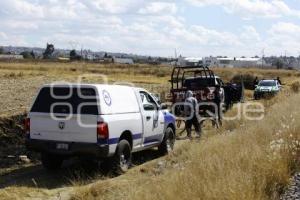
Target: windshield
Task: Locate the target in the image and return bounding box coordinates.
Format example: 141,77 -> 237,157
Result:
259,81 -> 276,87
184,77 -> 216,88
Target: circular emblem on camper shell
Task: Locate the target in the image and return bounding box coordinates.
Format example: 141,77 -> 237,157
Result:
58,122 -> 65,130
102,90 -> 112,106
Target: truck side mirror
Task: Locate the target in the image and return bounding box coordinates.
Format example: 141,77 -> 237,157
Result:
143,104 -> 156,111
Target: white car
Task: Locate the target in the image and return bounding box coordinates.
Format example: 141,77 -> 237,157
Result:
254,79 -> 282,99
25,84 -> 176,173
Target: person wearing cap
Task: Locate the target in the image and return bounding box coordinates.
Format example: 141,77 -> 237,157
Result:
184,90 -> 201,139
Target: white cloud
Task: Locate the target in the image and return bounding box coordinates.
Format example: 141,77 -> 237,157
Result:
186,0 -> 300,19
240,26 -> 261,42
0,32 -> 8,40
0,0 -> 299,57
138,2 -> 178,15
0,0 -> 44,18
0,20 -> 39,30
0,33 -> 28,46
265,22 -> 300,55
269,22 -> 300,36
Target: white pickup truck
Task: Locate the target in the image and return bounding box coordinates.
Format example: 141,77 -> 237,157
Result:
25,84 -> 176,173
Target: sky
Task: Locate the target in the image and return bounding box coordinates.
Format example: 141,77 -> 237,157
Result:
0,0 -> 300,57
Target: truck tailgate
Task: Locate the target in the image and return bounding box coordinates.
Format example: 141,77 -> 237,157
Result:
30,114 -> 98,143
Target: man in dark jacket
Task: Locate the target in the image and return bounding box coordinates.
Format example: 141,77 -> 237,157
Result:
184,90 -> 201,139
277,77 -> 282,85
253,77 -> 259,89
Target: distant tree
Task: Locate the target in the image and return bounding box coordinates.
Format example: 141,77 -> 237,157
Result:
43,43 -> 55,59
274,59 -> 284,69
21,51 -> 34,59
70,49 -> 81,61
0,47 -> 3,54
30,50 -> 35,59
104,52 -> 112,58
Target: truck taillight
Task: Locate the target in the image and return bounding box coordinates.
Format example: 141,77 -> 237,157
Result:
97,122 -> 109,139
24,118 -> 30,135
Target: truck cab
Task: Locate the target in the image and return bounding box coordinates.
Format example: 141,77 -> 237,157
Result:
25,84 -> 176,173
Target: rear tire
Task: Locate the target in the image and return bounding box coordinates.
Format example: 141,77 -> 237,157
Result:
41,153 -> 63,170
111,140 -> 132,174
158,127 -> 175,155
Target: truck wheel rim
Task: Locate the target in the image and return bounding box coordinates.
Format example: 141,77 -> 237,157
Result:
120,147 -> 130,171
166,134 -> 174,152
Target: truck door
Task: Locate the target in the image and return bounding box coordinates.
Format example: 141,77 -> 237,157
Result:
139,91 -> 164,146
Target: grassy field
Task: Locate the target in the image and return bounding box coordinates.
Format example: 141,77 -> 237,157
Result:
0,61 -> 299,116
0,61 -> 299,200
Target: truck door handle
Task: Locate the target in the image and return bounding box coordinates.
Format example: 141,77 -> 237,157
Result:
146,116 -> 151,121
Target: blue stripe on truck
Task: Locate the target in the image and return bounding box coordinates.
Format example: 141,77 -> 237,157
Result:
143,134 -> 163,145
132,133 -> 142,140
98,133 -> 142,145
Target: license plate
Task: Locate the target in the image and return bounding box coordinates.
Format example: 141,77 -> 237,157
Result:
56,143 -> 69,150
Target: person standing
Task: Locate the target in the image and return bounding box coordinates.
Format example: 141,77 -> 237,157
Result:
253,77 -> 259,88
184,90 -> 201,139
277,77 -> 282,85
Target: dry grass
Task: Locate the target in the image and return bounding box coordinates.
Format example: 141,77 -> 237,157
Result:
0,61 -> 299,200
213,67 -> 299,84
0,61 -> 299,116
0,61 -> 172,116
70,91 -> 300,200
291,81 -> 300,93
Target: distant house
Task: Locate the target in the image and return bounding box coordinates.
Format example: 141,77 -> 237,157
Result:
287,60 -> 300,70
211,57 -> 265,68
177,56 -> 203,66
176,56 -> 266,68
113,57 -> 134,64
57,57 -> 70,61
0,54 -> 24,60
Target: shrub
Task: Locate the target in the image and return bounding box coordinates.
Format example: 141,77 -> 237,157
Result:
4,72 -> 24,78
231,73 -> 257,90
291,81 -> 300,93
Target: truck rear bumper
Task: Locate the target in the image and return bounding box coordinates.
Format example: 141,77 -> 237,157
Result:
26,139 -> 109,158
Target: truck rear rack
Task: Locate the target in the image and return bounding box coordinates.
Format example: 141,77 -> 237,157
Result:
170,64 -> 215,90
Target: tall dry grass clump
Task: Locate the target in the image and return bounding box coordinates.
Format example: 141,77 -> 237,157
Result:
291,81 -> 300,93
71,92 -> 300,200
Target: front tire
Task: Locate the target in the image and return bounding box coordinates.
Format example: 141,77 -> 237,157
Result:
41,153 -> 63,170
111,140 -> 132,174
158,127 -> 175,155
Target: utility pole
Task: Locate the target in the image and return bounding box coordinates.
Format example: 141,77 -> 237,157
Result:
298,51 -> 300,70
174,48 -> 178,66
261,48 -> 265,68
